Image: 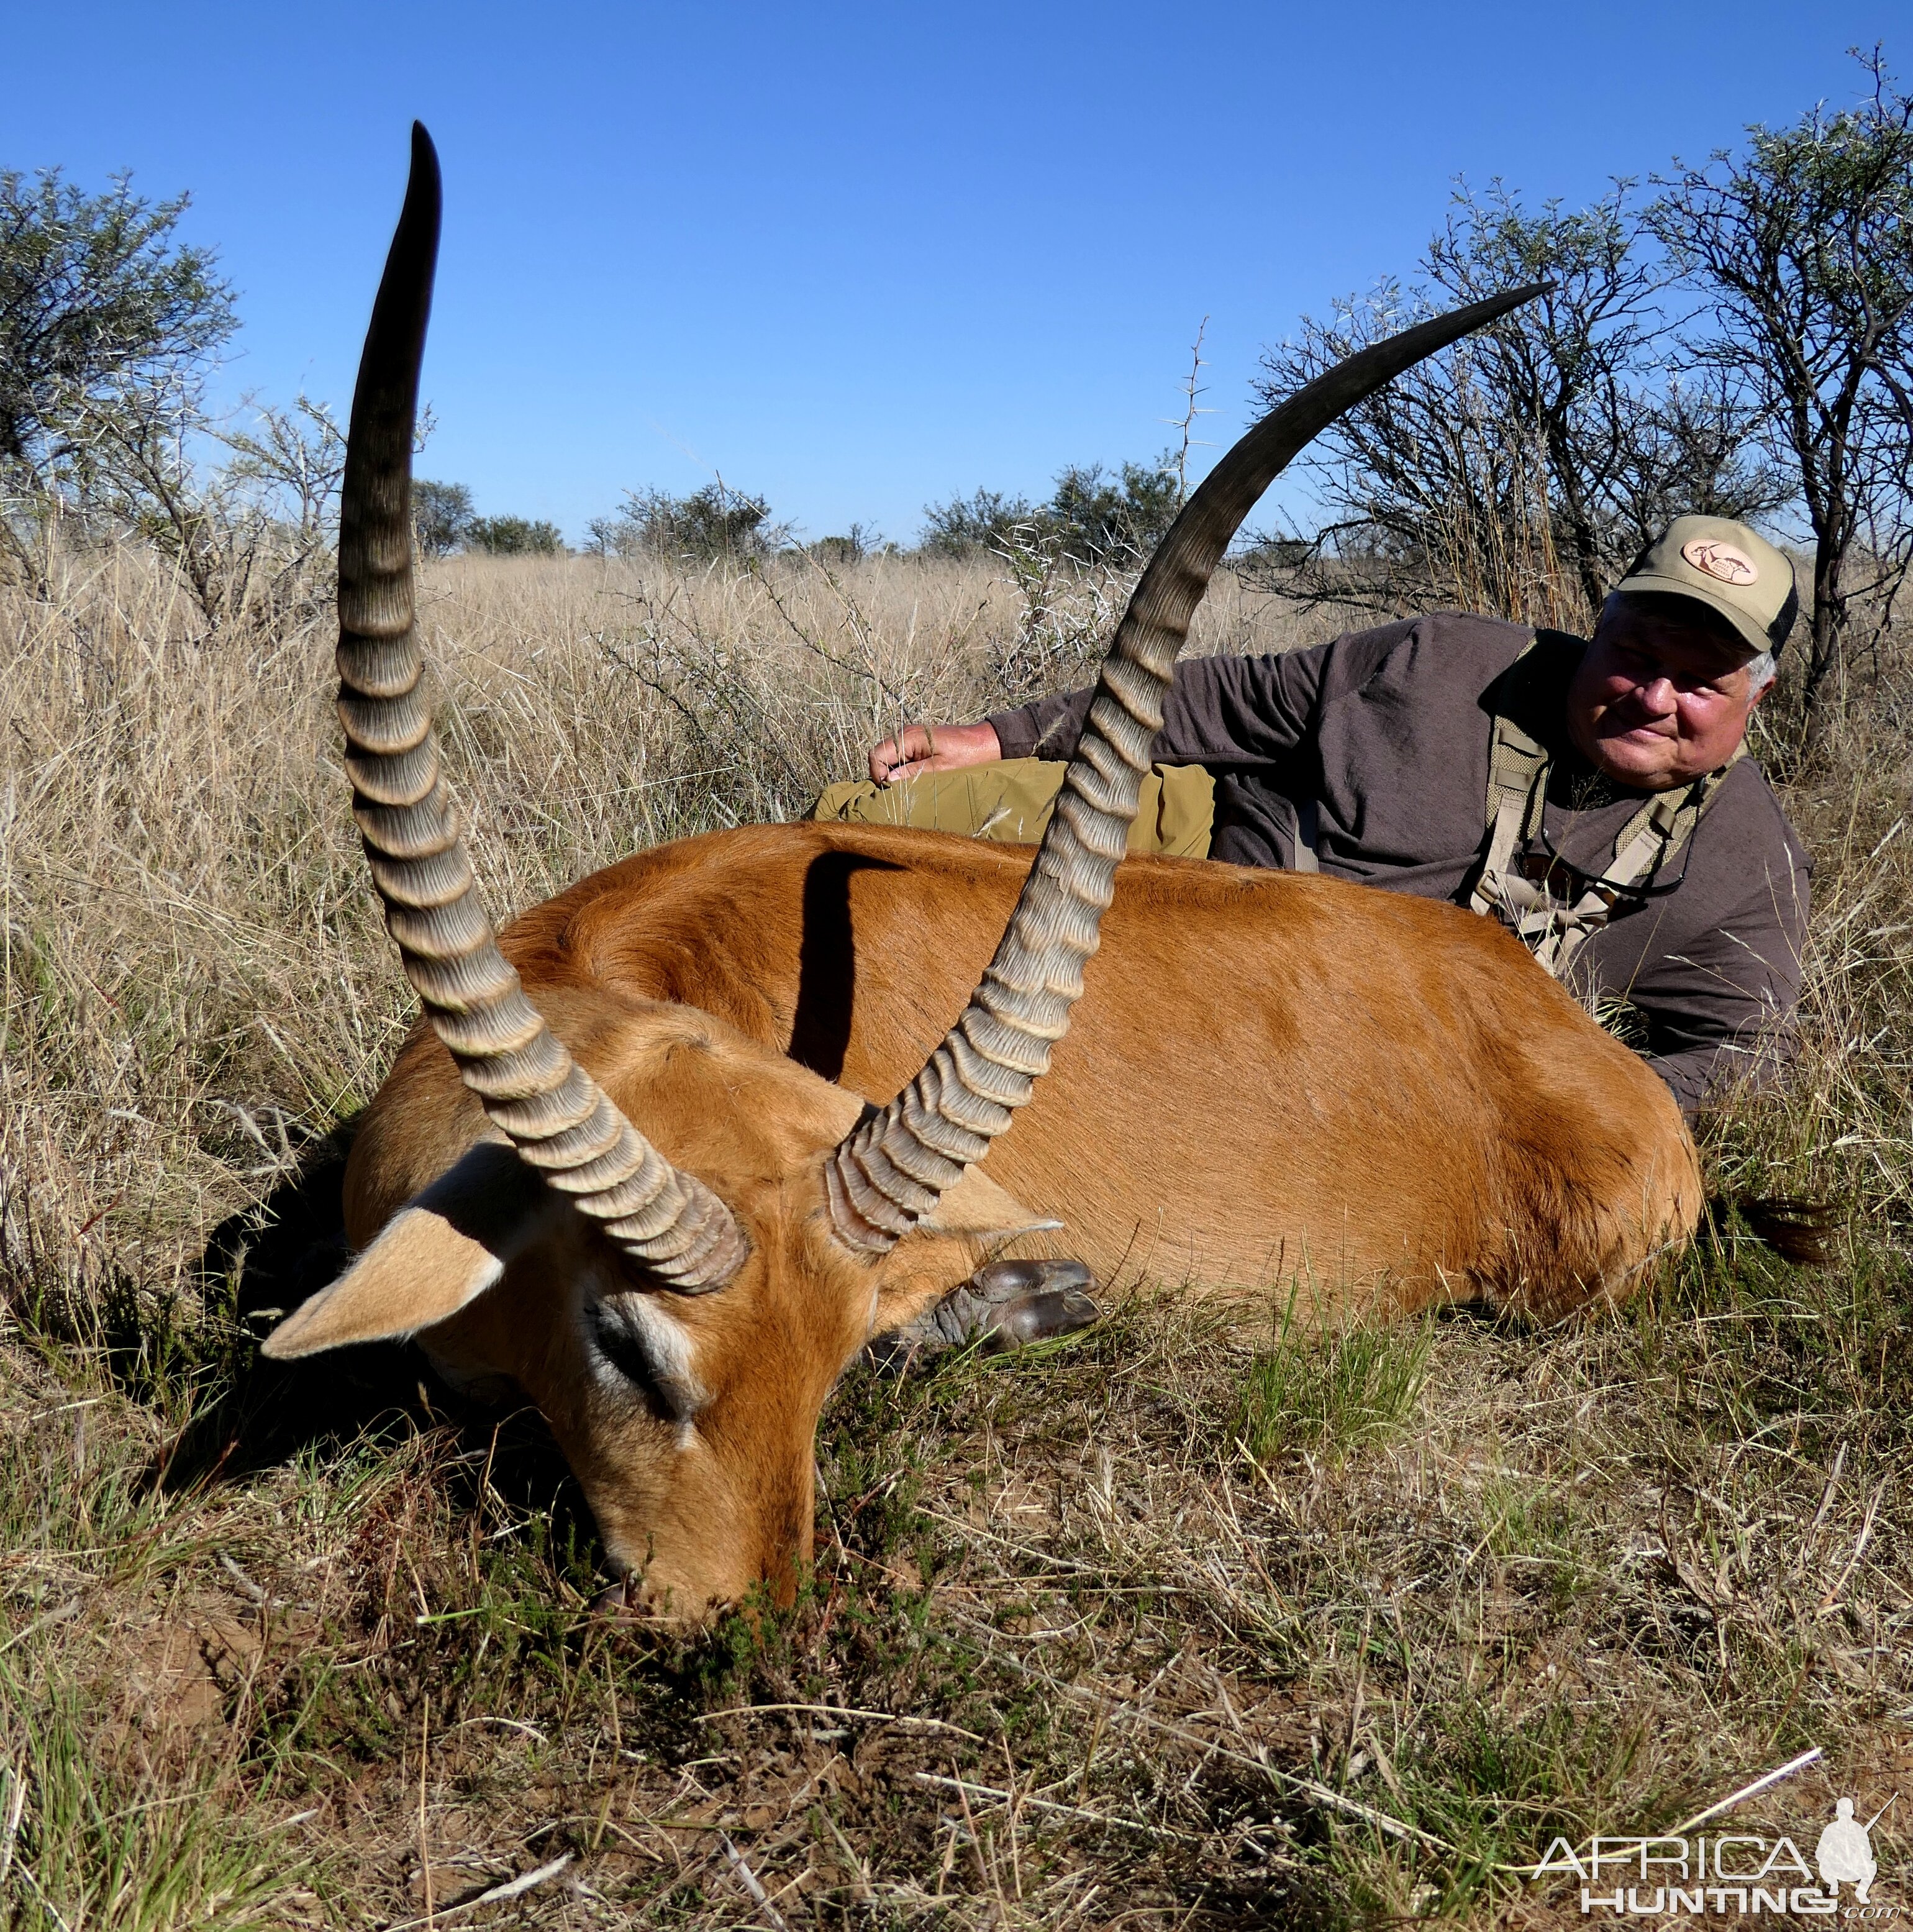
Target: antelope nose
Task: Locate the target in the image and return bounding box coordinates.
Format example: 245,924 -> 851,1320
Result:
590,1573 -> 694,1621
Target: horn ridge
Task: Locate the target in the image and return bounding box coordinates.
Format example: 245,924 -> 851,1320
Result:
335,125 -> 747,1293
827,283 -> 1548,1254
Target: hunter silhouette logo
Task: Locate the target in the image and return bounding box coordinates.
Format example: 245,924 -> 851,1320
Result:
1818,1798 -> 1883,1905
1681,535 -> 1760,585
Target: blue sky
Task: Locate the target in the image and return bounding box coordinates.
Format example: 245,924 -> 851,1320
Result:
9,1 -> 1904,543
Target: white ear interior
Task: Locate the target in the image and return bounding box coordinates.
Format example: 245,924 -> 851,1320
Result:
919,1163 -> 1060,1242
262,1141 -> 545,1359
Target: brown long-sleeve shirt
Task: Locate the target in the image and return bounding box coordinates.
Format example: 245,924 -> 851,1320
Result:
987,612 -> 1811,1115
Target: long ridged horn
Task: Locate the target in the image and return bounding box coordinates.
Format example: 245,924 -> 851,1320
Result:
337,125 -> 747,1291
826,285 -> 1548,1252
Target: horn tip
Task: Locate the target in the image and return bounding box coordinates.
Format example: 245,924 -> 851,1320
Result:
406,123 -> 443,221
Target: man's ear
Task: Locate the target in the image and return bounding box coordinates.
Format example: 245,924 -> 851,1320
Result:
262,1141 -> 547,1359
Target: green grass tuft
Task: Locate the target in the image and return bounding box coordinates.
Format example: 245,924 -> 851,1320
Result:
1234,1296 -> 1435,1463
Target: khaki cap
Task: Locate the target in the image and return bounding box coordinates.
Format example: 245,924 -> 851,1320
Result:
1613,516 -> 1799,660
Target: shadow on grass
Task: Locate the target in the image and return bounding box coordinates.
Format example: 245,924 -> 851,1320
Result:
151,1114 -> 420,1484
109,1119 -> 601,1562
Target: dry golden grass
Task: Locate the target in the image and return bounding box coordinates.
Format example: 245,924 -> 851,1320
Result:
0,539 -> 1907,1928
0,542 -> 1320,1300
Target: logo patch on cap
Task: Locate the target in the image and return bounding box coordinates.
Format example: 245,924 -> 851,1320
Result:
1681,537 -> 1759,586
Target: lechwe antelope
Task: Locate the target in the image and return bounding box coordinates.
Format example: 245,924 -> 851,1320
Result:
267,128 -> 1706,1616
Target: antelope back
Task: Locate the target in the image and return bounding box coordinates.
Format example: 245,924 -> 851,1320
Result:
497,821 -> 1704,1315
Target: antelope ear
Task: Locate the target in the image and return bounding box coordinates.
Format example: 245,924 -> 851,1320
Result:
261,1141 -> 545,1359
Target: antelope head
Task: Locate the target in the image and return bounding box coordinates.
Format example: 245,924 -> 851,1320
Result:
264,124 -> 1540,1617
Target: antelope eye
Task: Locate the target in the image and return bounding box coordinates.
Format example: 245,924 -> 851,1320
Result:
587,1296 -> 706,1425
590,1303 -> 658,1390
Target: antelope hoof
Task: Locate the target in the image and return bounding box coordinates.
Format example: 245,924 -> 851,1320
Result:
965,1257 -> 1097,1353
968,1256 -> 1093,1301
983,1283 -> 1101,1350
591,1574 -> 645,1618
868,1258 -> 1100,1373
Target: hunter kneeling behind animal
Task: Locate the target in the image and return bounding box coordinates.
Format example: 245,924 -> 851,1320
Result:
827,516 -> 1807,1125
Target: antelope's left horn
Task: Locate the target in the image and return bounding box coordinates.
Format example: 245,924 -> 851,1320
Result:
336,125 -> 747,1292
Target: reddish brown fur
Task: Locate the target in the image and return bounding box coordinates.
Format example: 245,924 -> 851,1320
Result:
341,982 -> 1029,1611
440,821 -> 1701,1313
328,822 -> 1699,1613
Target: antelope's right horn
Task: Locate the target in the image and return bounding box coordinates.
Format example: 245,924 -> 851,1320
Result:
335,124 -> 747,1292
825,284 -> 1548,1253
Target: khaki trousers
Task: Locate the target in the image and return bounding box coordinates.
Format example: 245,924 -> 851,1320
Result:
811,758 -> 1216,859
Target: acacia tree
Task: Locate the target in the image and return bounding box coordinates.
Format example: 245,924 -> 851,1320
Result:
467,514 -> 563,556
1654,51 -> 1913,748
919,456 -> 1182,564
586,481 -> 779,563
1253,181 -> 1784,629
0,167 -> 234,581
917,486 -> 1034,558
1044,457 -> 1182,563
412,478 -> 474,555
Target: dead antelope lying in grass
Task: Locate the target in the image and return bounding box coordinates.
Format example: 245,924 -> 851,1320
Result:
267,127 -> 1707,1616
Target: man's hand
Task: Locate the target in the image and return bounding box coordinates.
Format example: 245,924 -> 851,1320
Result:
867,719 -> 1002,785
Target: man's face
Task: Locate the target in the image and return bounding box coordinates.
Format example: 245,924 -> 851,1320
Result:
1566,596 -> 1767,790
